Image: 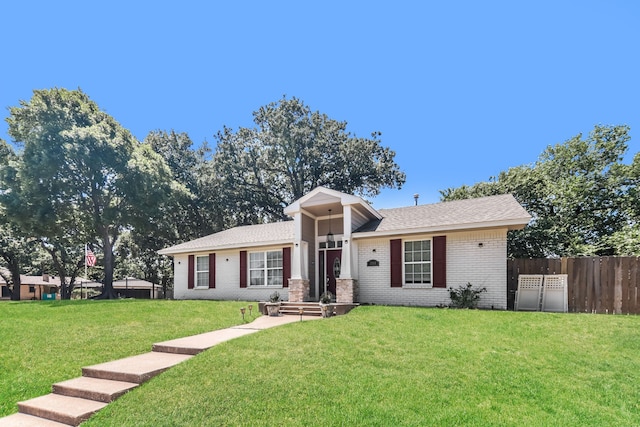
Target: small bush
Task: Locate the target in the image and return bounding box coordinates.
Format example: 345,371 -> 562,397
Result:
448,282 -> 487,309
269,291 -> 281,303
320,291 -> 333,304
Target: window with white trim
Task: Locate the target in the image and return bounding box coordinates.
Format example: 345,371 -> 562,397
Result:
404,240 -> 431,284
249,250 -> 283,286
196,255 -> 209,287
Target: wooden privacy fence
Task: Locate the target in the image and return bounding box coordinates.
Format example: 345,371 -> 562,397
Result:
507,257 -> 640,314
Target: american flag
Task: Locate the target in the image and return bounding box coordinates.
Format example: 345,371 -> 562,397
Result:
86,249 -> 97,267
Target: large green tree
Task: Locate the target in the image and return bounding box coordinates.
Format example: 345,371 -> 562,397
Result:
441,125 -> 633,257
144,130 -> 222,238
113,130 -> 216,294
212,97 -> 406,222
3,88 -> 180,298
603,150 -> 640,255
0,220 -> 33,301
0,139 -> 32,300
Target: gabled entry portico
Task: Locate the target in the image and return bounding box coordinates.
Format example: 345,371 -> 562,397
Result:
283,186 -> 382,304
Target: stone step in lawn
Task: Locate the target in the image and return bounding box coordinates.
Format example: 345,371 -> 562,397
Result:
0,413 -> 71,427
17,394 -> 107,426
53,376 -> 139,403
82,351 -> 193,384
152,327 -> 260,355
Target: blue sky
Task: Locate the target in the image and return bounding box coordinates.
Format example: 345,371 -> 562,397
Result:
2,1 -> 639,209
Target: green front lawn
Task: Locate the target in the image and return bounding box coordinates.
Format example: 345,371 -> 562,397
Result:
3,301 -> 640,426
0,299 -> 250,417
88,306 -> 640,426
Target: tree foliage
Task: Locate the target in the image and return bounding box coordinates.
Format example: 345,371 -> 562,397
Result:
0,140 -> 31,299
1,92 -> 407,298
2,88 -> 181,298
212,96 -> 406,222
441,125 -> 636,257
143,130 -> 221,238
112,130 -> 217,292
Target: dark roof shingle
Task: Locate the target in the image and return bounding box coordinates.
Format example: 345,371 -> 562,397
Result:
159,221 -> 295,255
357,194 -> 530,234
160,194 -> 530,255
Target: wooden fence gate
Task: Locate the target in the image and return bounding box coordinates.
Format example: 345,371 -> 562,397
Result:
507,257 -> 640,314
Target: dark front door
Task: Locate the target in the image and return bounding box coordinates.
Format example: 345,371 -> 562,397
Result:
325,249 -> 342,297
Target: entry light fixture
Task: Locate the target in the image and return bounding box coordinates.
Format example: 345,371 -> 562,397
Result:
327,209 -> 334,244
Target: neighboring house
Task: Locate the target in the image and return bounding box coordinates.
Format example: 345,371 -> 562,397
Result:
159,187 -> 531,309
0,274 -> 62,300
112,278 -> 162,299
0,275 -> 162,300
79,278 -> 162,299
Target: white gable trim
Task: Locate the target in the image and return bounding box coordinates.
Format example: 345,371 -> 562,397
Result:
159,239 -> 294,256
284,186 -> 382,220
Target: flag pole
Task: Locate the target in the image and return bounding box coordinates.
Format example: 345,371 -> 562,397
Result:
84,244 -> 87,282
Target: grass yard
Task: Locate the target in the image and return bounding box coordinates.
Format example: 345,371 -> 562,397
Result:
0,299 -> 250,417
84,306 -> 640,426
3,302 -> 640,426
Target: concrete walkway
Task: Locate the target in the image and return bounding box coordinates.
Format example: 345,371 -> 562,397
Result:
0,315 -> 320,427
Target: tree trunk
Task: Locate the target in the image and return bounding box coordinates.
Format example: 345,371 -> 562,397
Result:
162,275 -> 170,299
42,243 -> 73,300
8,257 -> 21,301
97,230 -> 118,299
59,277 -> 71,300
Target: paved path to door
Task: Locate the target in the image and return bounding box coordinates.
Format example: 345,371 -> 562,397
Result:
0,315 -> 321,427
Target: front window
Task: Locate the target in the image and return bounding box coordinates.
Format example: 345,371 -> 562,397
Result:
196,256 -> 209,287
249,250 -> 283,286
404,240 -> 431,284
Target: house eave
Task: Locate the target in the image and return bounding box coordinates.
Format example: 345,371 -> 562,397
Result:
158,239 -> 294,256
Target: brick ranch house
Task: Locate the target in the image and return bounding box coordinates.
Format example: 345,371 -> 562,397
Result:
159,187 -> 531,309
0,274 -> 62,300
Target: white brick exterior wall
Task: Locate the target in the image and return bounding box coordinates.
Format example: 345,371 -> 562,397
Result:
172,230 -> 508,309
173,248 -> 290,302
356,229 -> 508,309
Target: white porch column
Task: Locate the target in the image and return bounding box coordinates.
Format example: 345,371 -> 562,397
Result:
289,211 -> 310,302
291,211 -> 303,279
341,205 -> 353,279
337,204 -> 359,303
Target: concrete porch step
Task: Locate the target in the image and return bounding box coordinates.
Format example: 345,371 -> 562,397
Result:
53,376 -> 139,403
17,394 -> 107,426
279,302 -> 323,316
0,413 -> 71,427
82,351 -> 192,384
278,302 -> 359,316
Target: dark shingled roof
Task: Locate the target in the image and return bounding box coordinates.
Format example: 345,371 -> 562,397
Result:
159,194 -> 530,255
159,221 -> 295,255
356,194 -> 531,234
